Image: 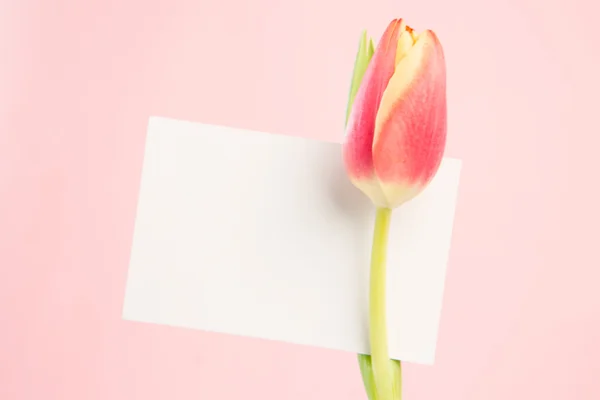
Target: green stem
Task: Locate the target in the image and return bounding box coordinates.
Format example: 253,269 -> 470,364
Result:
370,207 -> 394,400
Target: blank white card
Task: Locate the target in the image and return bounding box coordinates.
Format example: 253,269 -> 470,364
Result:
122,117 -> 462,365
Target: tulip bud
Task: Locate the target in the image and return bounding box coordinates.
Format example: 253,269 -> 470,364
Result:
343,19 -> 447,209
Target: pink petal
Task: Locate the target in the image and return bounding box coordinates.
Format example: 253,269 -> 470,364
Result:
343,19 -> 404,180
373,30 -> 447,205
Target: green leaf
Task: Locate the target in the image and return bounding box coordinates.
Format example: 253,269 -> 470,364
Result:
358,354 -> 402,400
368,38 -> 375,60
358,354 -> 378,400
345,31 -> 376,127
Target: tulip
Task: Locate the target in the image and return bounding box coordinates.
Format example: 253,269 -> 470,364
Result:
343,19 -> 447,400
343,18 -> 447,209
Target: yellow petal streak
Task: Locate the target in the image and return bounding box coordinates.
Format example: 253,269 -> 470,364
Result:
394,30 -> 415,66
373,32 -> 431,148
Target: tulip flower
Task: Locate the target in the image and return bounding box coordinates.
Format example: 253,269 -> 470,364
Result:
343,19 -> 447,400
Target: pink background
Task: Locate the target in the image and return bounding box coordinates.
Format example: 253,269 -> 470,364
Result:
1,0 -> 599,399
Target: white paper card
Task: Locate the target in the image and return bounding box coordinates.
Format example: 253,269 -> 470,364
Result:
122,117 -> 461,365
